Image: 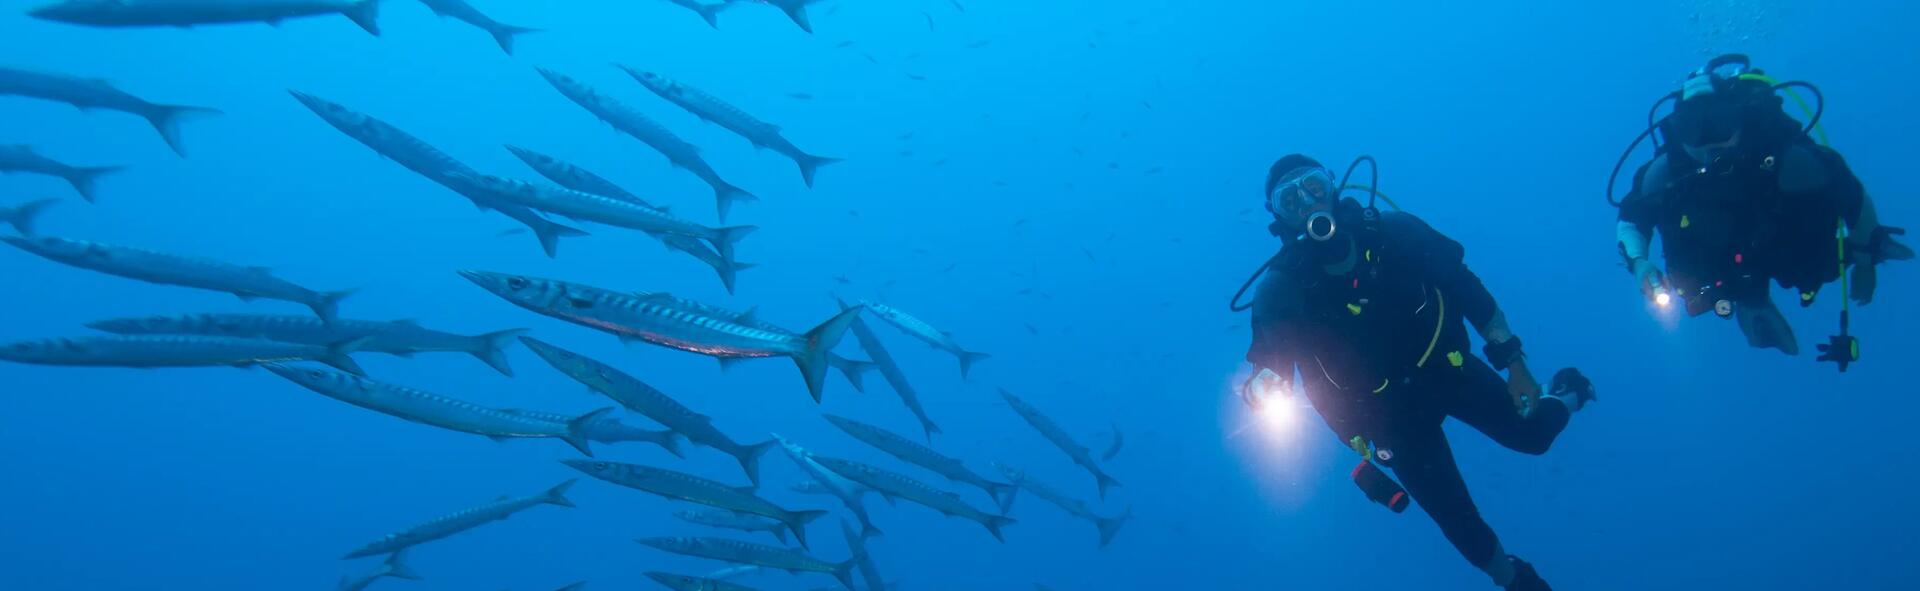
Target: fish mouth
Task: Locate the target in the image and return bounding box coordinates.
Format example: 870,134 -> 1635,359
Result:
455,270 -> 494,288
24,4 -> 67,20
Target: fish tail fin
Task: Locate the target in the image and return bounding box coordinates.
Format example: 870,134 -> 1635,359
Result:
695,2 -> 726,28
321,336 -> 372,376
832,356 -> 873,393
1094,468 -> 1122,500
793,306 -> 865,403
562,408 -> 614,457
795,153 -> 843,188
6,198 -> 57,236
543,478 -> 579,508
1095,506 -> 1132,549
342,0 -> 381,36
713,182 -> 756,222
780,4 -> 814,34
782,509 -> 829,550
143,103 -> 222,157
735,439 -> 776,487
832,557 -> 859,591
957,350 -> 991,380
310,289 -> 357,324
707,225 -> 757,268
919,417 -> 942,444
382,548 -> 422,580
982,515 -> 1016,543
466,328 -> 529,376
531,217 -> 588,258
986,481 -> 1018,513
66,165 -> 124,203
715,260 -> 754,294
490,24 -> 540,55
656,430 -> 686,458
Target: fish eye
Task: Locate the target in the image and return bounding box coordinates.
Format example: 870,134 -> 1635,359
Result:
507,277 -> 529,290
307,370 -> 324,378
594,462 -> 609,470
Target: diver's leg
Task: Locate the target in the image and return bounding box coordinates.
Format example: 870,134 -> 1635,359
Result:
1389,429 -> 1544,588
1735,292 -> 1801,355
1444,357 -> 1568,456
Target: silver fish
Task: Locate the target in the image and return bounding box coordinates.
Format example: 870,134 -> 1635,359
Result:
635,537 -> 855,591
461,272 -> 861,402
822,414 -> 1013,511
994,462 -> 1129,548
417,0 -> 536,54
0,198 -> 56,235
773,434 -> 880,539
719,0 -> 814,33
536,68 -> 754,221
518,337 -> 774,485
447,172 -> 754,264
674,508 -> 791,545
0,145 -> 120,202
288,91 -> 584,257
645,571 -> 761,591
834,296 -> 938,438
655,0 -> 725,28
86,313 -> 522,375
265,364 -> 608,456
563,459 -> 825,547
704,565 -> 763,581
29,0 -> 382,36
998,388 -> 1121,499
335,548 -> 420,591
343,480 -> 576,558
811,455 -> 1014,542
0,66 -> 219,156
502,408 -> 681,456
504,145 -> 748,294
859,301 -> 988,379
0,334 -> 366,374
3,235 -> 353,322
621,67 -> 840,187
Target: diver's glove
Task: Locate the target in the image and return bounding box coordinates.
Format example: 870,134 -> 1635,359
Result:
1630,257 -> 1666,299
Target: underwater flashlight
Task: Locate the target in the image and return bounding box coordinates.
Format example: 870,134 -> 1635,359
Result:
1654,289 -> 1673,308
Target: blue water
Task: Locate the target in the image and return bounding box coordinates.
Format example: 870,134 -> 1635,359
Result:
3,1 -> 1916,589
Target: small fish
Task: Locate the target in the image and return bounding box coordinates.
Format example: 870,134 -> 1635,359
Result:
87,313 -> 522,376
788,92 -> 814,100
1082,246 -> 1097,262
823,414 -> 1014,510
4,235 -> 353,322
905,73 -> 927,81
538,68 -> 754,221
30,0 -> 383,36
1102,423 -> 1124,461
995,462 -> 1130,548
896,131 -> 914,141
1024,322 -> 1040,335
0,145 -> 121,202
646,572 -> 760,591
0,66 -> 219,156
289,91 -> 583,257
266,364 -> 608,455
502,408 -> 681,456
335,548 -> 421,591
417,0 -> 538,54
519,337 -> 775,485
1141,100 -> 1154,109
921,11 -> 933,31
1145,166 -> 1164,175
999,389 -> 1122,499
833,275 -> 852,285
858,301 -> 988,379
833,40 -> 854,49
948,0 -> 965,11
343,480 -> 576,558
775,435 -> 882,539
930,158 -> 947,167
0,334 -> 366,374
835,298 -> 939,439
675,508 -> 793,545
813,455 -> 1015,542
942,263 -> 957,273
624,67 -> 842,188
565,459 -> 826,548
636,537 -> 856,591
0,198 -> 57,235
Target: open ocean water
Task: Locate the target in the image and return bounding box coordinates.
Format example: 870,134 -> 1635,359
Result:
1,0 -> 1915,589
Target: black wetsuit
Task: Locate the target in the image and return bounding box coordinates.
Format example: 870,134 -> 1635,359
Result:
1245,211 -> 1569,574
1619,140 -> 1866,307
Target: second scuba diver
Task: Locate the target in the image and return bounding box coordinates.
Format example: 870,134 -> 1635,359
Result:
1235,154 -> 1597,591
1611,54 -> 1912,367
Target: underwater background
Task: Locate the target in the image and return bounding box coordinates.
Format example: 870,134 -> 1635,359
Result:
2,0 -> 1916,589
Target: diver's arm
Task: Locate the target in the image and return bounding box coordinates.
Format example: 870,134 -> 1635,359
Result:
1617,220 -> 1653,264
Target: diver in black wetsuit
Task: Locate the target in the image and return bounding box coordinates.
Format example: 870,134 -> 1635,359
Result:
1235,154 -> 1596,591
1611,54 -> 1911,365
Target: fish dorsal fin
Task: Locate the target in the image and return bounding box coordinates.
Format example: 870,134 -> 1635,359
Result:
734,306 -> 759,325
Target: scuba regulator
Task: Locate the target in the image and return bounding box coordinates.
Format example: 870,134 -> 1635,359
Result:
1230,155 -> 1387,312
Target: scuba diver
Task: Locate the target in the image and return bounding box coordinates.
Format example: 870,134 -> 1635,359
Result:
1232,154 -> 1597,591
1610,54 -> 1911,365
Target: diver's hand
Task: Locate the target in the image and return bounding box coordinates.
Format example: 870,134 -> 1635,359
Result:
1632,258 -> 1666,299
1507,359 -> 1541,412
1240,368 -> 1283,411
